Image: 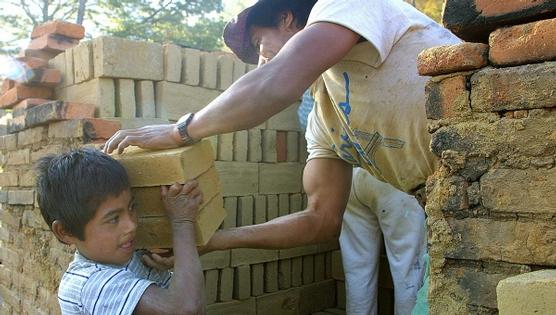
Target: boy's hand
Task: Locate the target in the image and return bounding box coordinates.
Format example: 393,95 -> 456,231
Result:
161,180 -> 203,224
141,252 -> 175,271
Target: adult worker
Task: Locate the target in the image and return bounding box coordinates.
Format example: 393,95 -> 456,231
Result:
104,0 -> 460,313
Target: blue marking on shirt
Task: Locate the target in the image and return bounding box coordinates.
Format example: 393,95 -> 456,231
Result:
338,72 -> 352,124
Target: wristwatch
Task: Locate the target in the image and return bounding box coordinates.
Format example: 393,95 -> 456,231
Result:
176,112 -> 198,146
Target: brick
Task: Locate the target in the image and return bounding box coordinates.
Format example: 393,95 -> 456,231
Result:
24,101 -> 95,128
0,85 -> 53,108
279,244 -> 319,260
48,52 -> 66,82
207,136 -> 218,160
425,75 -> 470,119
11,98 -> 50,117
279,259 -> 292,289
18,169 -> 35,187
217,54 -> 234,90
1,208 -> 21,228
233,59 -> 247,82
163,44 -> 182,82
28,33 -> 79,52
331,250 -> 344,280
276,131 -> 287,162
205,269 -> 219,304
215,161 -> 259,196
262,129 -> 277,162
135,81 -> 156,118
248,129 -> 262,162
55,78 -> 115,117
17,126 -> 46,146
2,79 -> 14,94
253,195 -> 266,224
113,140 -> 214,187
417,43 -> 488,76
206,298 -> 256,315
446,217 -> 556,266
22,209 -> 47,229
65,46 -> 75,85
238,196 -> 253,226
265,103 -> 301,131
264,261 -> 279,293
442,0 -> 556,42
299,134 -> 308,162
233,130 -> 248,162
182,48 -> 201,86
82,119 -> 121,142
15,56 -> 49,70
219,267 -> 234,302
0,284 -> 21,309
286,131 -> 299,162
314,253 -> 326,282
31,20 -> 85,39
7,149 -> 30,165
231,248 -> 278,267
299,280 -> 336,314
259,163 -> 302,194
116,79 -> 136,118
8,190 -> 34,205
0,134 -> 17,150
302,255 -> 314,285
201,52 -> 218,89
0,190 -> 6,203
255,287 -> 300,315
93,36 -> 163,80
30,144 -> 64,162
490,18 -> 556,66
251,263 -> 265,296
18,47 -> 59,60
325,253 -> 333,279
217,132 -> 234,161
291,257 -> 303,287
222,197 -> 238,228
481,168 -> 556,214
0,172 -> 18,187
0,226 -> 9,242
278,194 -> 289,217
73,41 -> 93,83
234,265 -> 251,300
155,81 -> 220,120
266,195 -> 278,220
289,194 -> 303,213
497,270 -> 556,315
132,166 -> 220,216
200,251 -> 230,270
471,62 -> 556,112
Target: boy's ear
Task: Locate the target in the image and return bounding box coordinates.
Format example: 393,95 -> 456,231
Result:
52,220 -> 76,245
279,11 -> 296,32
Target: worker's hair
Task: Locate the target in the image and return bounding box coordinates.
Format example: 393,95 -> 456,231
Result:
247,0 -> 318,30
35,148 -> 129,241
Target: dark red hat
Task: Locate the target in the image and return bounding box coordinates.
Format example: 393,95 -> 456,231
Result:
223,2 -> 265,65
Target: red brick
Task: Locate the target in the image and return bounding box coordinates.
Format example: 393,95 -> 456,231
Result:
0,85 -> 52,108
15,56 -> 49,70
417,43 -> 489,76
425,75 -> 470,119
27,34 -> 79,53
2,80 -> 15,94
24,68 -> 62,87
31,20 -> 85,40
443,0 -> 556,42
276,131 -> 287,162
25,101 -> 95,128
489,18 -> 556,66
17,48 -> 59,61
82,119 -> 121,142
11,98 -> 50,116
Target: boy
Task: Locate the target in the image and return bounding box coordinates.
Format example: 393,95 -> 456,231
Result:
36,148 -> 204,314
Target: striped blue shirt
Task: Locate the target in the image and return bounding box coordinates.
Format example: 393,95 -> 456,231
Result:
58,250 -> 172,315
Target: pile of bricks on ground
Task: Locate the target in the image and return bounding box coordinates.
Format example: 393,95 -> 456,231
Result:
418,1 -> 556,314
0,20 -> 363,315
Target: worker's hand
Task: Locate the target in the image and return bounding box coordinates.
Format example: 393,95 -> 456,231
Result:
161,181 -> 203,225
141,251 -> 175,271
196,230 -> 222,256
102,124 -> 182,154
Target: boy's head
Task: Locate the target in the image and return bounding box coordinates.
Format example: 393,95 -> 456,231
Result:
36,148 -> 137,265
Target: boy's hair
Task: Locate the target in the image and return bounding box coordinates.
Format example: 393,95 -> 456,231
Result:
36,148 -> 130,241
246,0 -> 318,30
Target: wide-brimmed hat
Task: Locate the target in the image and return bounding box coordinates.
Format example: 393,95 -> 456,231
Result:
223,1 -> 272,65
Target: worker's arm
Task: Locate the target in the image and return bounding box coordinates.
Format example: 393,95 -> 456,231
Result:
202,158 -> 352,252
134,181 -> 205,315
103,22 -> 360,154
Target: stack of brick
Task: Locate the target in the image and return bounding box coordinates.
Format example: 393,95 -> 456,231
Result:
418,1 -> 556,314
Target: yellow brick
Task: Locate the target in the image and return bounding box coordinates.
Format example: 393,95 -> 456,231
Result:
195,193 -> 226,245
113,140 -> 214,187
164,43 -> 182,82
116,79 -> 136,118
182,48 -> 201,86
73,40 -> 93,83
497,270 -> 556,315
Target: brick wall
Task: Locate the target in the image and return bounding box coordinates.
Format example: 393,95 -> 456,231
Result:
420,3 -> 556,314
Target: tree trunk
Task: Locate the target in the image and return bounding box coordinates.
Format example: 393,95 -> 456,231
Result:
42,0 -> 49,22
76,0 -> 87,25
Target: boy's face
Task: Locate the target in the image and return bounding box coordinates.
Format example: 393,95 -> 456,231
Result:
72,189 -> 137,265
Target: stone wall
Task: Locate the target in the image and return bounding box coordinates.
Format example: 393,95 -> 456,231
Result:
420,2 -> 556,314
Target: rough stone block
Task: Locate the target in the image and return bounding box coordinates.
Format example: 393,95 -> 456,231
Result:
8,190 -> 34,205
0,134 -> 17,151
201,52 -> 218,89
251,263 -> 265,296
25,101 -> 95,128
417,43 -> 488,76
28,34 -> 78,53
497,269 -> 556,315
0,172 -> 18,187
55,78 -> 115,117
7,149 -> 30,166
248,129 -> 262,162
219,267 -> 234,302
231,248 -> 279,267
425,75 -> 470,119
264,261 -> 279,293
215,161 -> 259,196
31,20 -> 85,39
135,81 -> 156,118
234,265 -> 251,300
233,130 -> 248,162
262,129 -> 277,163
113,140 -> 213,186
217,132 -> 234,161
116,79 -> 136,118
259,163 -> 302,194
217,54 -> 234,90
182,48 -> 201,86
17,126 -> 45,147
1,85 -> 53,108
490,18 -> 556,67
93,36 -> 163,80
442,0 -> 556,42
73,41 -> 93,84
164,43 -> 182,82
155,81 -> 220,120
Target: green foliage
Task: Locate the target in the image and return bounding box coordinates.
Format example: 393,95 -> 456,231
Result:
416,0 -> 444,22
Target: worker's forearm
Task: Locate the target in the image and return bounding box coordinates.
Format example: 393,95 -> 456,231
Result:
211,209 -> 341,251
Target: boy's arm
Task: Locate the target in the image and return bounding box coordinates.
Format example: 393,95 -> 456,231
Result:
134,181 -> 204,315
